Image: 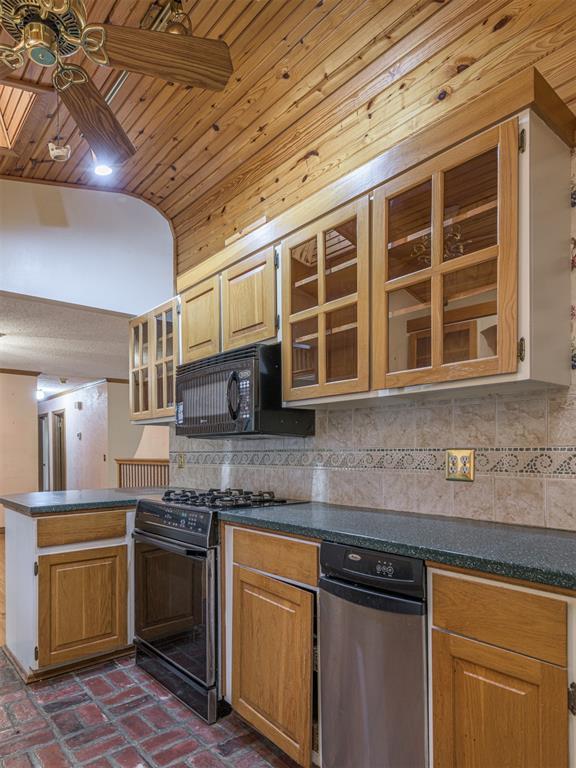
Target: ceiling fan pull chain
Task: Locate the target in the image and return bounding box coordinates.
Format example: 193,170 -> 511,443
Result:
166,0 -> 192,36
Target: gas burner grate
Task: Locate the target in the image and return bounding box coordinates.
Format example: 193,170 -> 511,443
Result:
161,488 -> 288,509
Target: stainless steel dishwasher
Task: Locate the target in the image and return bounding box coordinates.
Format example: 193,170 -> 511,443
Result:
319,542 -> 427,768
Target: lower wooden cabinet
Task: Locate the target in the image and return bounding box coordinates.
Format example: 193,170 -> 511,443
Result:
38,545 -> 128,668
232,565 -> 313,767
432,629 -> 568,768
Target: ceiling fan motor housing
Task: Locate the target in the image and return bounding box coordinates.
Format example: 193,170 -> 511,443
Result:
0,0 -> 86,60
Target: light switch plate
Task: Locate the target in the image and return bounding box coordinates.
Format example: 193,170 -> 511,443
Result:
446,449 -> 475,481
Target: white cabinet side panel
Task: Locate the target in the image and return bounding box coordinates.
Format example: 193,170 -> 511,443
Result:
528,111 -> 571,386
5,509 -> 37,670
126,509 -> 135,643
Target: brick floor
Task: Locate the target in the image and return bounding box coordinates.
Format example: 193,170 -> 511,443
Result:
0,653 -> 298,768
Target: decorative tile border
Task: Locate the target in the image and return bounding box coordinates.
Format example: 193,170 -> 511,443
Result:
170,446 -> 576,479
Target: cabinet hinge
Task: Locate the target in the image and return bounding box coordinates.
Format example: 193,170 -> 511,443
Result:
34,646 -> 39,662
518,128 -> 526,153
274,247 -> 280,269
569,683 -> 576,716
517,337 -> 526,362
33,562 -> 38,576
276,314 -> 280,331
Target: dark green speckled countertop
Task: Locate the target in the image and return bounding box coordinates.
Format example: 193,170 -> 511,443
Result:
4,490 -> 575,590
0,488 -> 164,515
219,502 -> 576,591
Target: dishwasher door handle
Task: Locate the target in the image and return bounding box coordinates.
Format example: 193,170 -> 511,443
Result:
319,576 -> 426,615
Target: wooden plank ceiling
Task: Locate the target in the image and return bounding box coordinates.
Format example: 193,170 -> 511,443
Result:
1,0 -> 576,277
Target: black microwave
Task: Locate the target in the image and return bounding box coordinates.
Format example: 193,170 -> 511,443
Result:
175,343 -> 315,438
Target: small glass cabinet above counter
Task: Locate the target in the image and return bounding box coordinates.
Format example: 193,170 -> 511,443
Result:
129,297 -> 178,422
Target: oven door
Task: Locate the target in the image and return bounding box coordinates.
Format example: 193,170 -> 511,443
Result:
134,531 -> 215,687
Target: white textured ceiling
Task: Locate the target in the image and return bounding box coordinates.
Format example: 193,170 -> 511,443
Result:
0,292 -> 131,380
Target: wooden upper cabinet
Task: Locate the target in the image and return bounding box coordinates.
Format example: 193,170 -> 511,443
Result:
181,276 -> 221,364
129,298 -> 179,421
282,197 -> 370,401
432,629 -> 568,768
232,565 -> 313,767
221,247 -> 277,350
38,545 -> 128,668
372,119 -> 518,389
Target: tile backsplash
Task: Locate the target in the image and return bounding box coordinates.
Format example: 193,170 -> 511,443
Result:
170,151 -> 576,532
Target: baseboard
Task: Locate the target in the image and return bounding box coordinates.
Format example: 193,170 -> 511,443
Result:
3,644 -> 134,684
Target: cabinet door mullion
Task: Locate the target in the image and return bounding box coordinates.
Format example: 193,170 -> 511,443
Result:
431,274 -> 443,369
318,310 -> 327,386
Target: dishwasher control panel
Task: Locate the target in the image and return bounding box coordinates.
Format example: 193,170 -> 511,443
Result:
320,541 -> 425,598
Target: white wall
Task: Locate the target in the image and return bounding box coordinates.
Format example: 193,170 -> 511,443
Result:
0,373 -> 39,527
38,381 -> 109,490
107,382 -> 169,486
38,381 -> 169,489
0,180 -> 174,315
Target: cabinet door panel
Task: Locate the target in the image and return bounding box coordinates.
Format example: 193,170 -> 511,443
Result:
373,119 -> 518,389
38,546 -> 127,668
282,197 -> 369,401
181,276 -> 220,363
432,630 -> 568,768
151,299 -> 179,417
129,316 -> 152,419
222,248 -> 276,350
232,566 -> 312,767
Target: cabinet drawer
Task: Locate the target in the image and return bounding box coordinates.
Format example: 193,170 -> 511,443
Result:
37,510 -> 127,548
232,528 -> 319,587
432,573 -> 567,666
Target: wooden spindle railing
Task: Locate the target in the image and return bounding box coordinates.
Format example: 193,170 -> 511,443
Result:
115,459 -> 169,488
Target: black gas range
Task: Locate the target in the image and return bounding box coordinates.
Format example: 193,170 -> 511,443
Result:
133,487 -> 297,723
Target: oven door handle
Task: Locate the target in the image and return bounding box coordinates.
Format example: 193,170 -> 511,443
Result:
133,531 -> 208,560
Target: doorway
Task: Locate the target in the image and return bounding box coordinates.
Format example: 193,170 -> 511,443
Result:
52,410 -> 66,491
38,414 -> 50,492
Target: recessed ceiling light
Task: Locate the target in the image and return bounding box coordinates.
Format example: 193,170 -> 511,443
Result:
90,149 -> 113,177
36,390 -> 46,401
94,163 -> 113,177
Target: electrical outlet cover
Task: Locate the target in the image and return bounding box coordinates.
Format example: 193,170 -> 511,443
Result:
445,449 -> 475,482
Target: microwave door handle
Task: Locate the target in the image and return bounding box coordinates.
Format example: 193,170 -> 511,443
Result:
227,371 -> 240,421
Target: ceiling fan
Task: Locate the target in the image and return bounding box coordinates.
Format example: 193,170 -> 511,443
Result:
0,0 -> 233,165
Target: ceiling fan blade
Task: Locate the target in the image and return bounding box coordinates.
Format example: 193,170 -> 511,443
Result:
0,61 -> 19,80
101,24 -> 232,91
54,65 -> 135,165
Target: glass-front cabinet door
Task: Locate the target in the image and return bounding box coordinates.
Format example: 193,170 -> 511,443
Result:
151,300 -> 177,417
129,315 -> 152,419
282,198 -> 369,400
129,298 -> 179,420
372,118 -> 518,389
